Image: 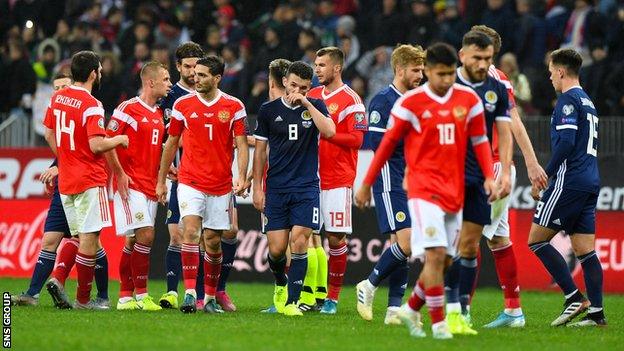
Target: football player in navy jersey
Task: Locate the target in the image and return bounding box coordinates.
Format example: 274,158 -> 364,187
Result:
444,31 -> 513,335
529,48 -> 605,327
253,61 -> 335,316
355,44 -> 425,325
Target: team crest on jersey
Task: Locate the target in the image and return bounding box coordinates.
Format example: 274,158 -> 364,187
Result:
135,212 -> 144,221
107,119 -> 119,132
370,111 -> 381,124
562,104 -> 575,116
328,103 -> 339,114
301,110 -> 312,120
452,106 -> 467,120
485,90 -> 498,104
425,226 -> 437,237
395,211 -> 406,223
218,110 -> 230,122
98,117 -> 105,129
167,209 -> 172,219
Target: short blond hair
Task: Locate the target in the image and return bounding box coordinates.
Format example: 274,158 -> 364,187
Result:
391,44 -> 425,72
140,61 -> 167,79
316,46 -> 344,66
471,25 -> 501,56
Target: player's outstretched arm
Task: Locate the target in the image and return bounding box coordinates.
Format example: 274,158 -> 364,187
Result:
233,135 -> 250,196
44,127 -> 58,156
156,135 -> 180,204
89,135 -> 129,154
104,149 -> 133,201
510,107 -> 547,189
252,139 -> 267,212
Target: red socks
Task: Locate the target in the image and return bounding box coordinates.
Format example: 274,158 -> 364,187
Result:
119,247 -> 134,298
75,252 -> 95,304
203,252 -> 222,298
408,280 -> 426,311
132,243 -> 151,295
181,243 -> 199,291
425,285 -> 445,324
492,244 -> 521,309
327,242 -> 348,301
52,239 -> 79,285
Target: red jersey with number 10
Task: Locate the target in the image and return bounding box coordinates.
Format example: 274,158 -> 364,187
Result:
365,83 -> 489,213
307,84 -> 366,190
107,97 -> 165,200
43,86 -> 108,195
168,90 -> 247,195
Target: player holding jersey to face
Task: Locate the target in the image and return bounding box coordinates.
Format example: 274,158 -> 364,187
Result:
356,43 -> 497,339
156,55 -> 249,314
308,47 -> 367,314
253,61 -> 336,316
108,62 -> 171,311
356,44 -> 425,324
43,51 -> 129,309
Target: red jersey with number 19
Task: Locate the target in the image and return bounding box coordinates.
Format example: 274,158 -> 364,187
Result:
107,97 -> 165,200
43,86 -> 108,195
364,83 -> 491,213
168,90 -> 247,195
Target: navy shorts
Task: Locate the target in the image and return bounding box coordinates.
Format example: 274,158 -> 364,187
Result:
264,191 -> 320,232
167,181 -> 180,224
373,191 -> 411,235
533,187 -> 597,234
463,184 -> 491,226
44,185 -> 71,237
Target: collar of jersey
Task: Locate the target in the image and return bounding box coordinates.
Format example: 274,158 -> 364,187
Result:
280,97 -> 299,110
423,82 -> 455,105
389,84 -> 403,96
456,67 -> 484,88
176,82 -> 194,93
563,85 -> 583,93
69,85 -> 91,94
135,96 -> 157,113
321,84 -> 346,100
196,90 -> 222,107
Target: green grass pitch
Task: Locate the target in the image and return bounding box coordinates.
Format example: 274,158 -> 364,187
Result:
2,278 -> 621,351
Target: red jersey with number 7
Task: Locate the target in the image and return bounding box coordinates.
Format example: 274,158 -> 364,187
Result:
364,83 -> 491,213
43,85 -> 108,195
107,97 -> 165,200
168,90 -> 247,195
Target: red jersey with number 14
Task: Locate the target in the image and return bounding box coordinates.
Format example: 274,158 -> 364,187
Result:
169,90 -> 247,195
364,83 -> 490,213
107,97 -> 165,200
308,84 -> 366,190
43,86 -> 108,195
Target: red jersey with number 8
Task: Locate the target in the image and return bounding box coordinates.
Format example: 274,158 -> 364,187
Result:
43,86 -> 108,195
107,97 -> 164,200
168,91 -> 247,195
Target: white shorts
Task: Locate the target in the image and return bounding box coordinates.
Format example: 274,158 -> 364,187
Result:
483,163 -> 517,240
319,187 -> 352,234
408,198 -> 461,258
113,189 -> 158,236
177,183 -> 233,231
60,186 -> 112,236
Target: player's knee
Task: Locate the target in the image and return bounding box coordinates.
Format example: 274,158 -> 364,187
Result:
223,227 -> 238,240
182,226 -> 200,242
327,233 -> 346,246
459,241 -> 479,257
41,233 -> 63,251
204,234 -> 222,252
290,235 -> 308,253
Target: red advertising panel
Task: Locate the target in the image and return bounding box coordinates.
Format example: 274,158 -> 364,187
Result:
0,148 -> 55,199
0,199 -> 124,279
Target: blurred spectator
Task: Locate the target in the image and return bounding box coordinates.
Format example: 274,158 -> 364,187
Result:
580,46 -> 610,115
246,72 -> 269,115
87,23 -> 114,53
437,1 -> 467,50
606,5 -> 624,63
53,19 -> 72,59
370,0 -> 404,48
560,0 -> 607,66
6,40 -> 36,113
216,4 -> 246,46
32,39 -> 60,85
545,1 -> 570,50
254,27 -> 289,74
529,52 -> 558,116
481,0 -> 515,54
514,0 -> 547,70
356,46 -> 393,104
350,75 -> 367,101
221,45 -> 245,98
406,0 -> 438,48
94,52 -> 123,117
122,41 -> 150,97
204,25 -> 224,56
117,21 -> 154,60
270,3 -> 301,55
151,42 -> 172,71
499,52 -> 532,114
100,6 -> 124,44
606,60 -> 624,115
315,0 -> 339,46
296,28 -> 319,60
336,16 -> 360,62
333,0 -> 358,16
339,36 -> 358,80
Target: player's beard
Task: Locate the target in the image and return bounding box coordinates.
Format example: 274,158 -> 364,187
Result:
321,72 -> 334,86
403,75 -> 420,90
465,66 -> 487,83
182,74 -> 195,88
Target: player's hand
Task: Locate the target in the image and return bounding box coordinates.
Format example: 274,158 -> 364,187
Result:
167,165 -> 178,181
527,162 -> 548,190
117,172 -> 134,201
39,166 -> 58,185
497,170 -> 512,199
253,189 -> 265,212
233,176 -> 250,197
156,182 -> 168,205
116,135 -> 130,148
531,184 -> 542,201
354,185 -> 372,209
285,92 -> 309,107
484,177 -> 498,203
44,181 -> 54,196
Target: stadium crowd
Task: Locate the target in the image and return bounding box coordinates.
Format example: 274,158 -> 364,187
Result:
2,0 -> 624,123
